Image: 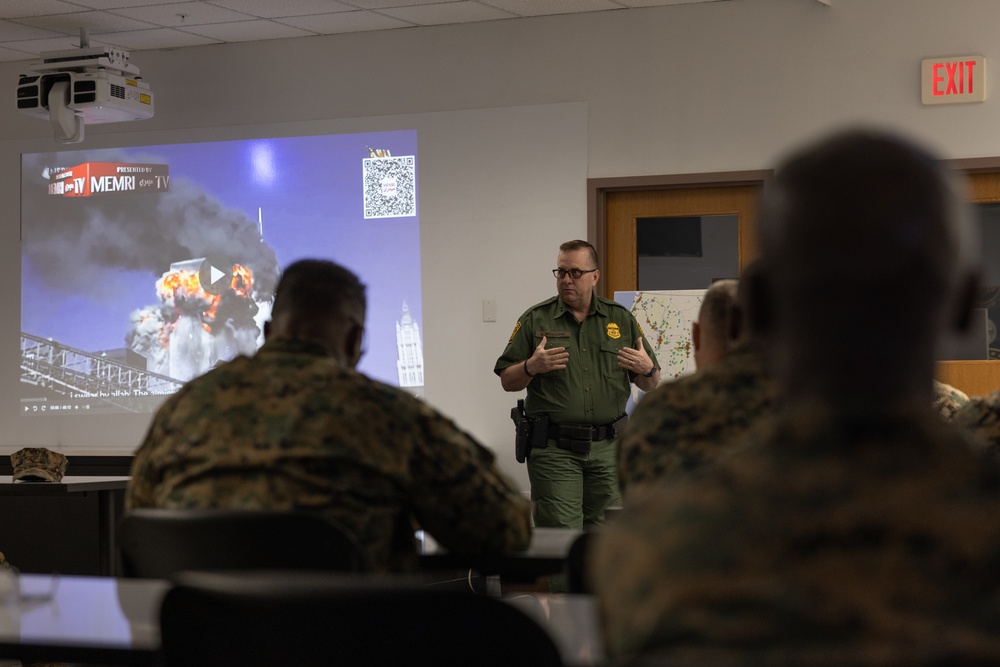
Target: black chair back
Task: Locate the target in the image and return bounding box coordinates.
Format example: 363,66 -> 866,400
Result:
118,508 -> 364,578
160,570 -> 564,667
565,530 -> 594,594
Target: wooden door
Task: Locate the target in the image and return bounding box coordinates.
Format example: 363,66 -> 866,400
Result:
937,170 -> 1000,396
601,183 -> 763,297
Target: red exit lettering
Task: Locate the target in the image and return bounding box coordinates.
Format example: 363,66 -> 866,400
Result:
932,60 -> 976,96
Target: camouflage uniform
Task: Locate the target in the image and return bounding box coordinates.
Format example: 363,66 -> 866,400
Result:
952,389 -> 1000,459
932,379 -> 969,420
617,345 -> 777,492
127,339 -> 532,574
591,401 -> 1000,665
494,294 -> 658,528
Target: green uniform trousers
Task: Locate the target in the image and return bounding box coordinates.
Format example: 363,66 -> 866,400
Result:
527,438 -> 620,529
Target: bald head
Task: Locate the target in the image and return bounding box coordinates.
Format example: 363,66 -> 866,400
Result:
266,259 -> 367,366
693,279 -> 739,370
752,129 -> 979,401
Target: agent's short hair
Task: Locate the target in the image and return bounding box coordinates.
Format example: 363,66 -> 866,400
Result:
560,240 -> 599,268
271,259 -> 366,324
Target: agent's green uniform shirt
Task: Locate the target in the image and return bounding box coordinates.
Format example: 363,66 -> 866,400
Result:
127,339 -> 532,574
493,295 -> 657,424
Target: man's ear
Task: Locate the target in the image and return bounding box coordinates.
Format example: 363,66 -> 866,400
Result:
728,304 -> 745,345
951,271 -> 981,334
691,321 -> 702,352
345,323 -> 364,369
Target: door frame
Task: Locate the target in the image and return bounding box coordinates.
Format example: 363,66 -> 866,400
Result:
587,170 -> 771,298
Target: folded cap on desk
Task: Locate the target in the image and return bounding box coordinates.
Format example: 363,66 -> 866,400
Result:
11,447 -> 68,482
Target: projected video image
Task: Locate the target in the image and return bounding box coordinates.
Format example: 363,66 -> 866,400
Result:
20,130 -> 421,415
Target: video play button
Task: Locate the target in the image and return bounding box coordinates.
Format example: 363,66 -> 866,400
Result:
198,255 -> 233,295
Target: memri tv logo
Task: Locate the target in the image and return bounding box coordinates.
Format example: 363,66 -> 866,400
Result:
47,162 -> 169,197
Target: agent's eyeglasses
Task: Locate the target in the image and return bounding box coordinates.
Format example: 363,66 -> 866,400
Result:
552,268 -> 598,280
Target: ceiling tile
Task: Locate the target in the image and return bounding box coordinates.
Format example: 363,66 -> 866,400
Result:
0,19 -> 64,40
5,34 -> 108,55
16,10 -> 159,34
479,0 -> 623,16
0,0 -> 746,60
616,0 -> 727,6
0,43 -> 38,60
378,1 -> 514,26
342,0 -> 465,7
276,10 -> 413,34
0,0 -> 85,19
60,0 -> 204,7
207,0 -> 357,19
179,19 -> 314,42
110,2 -> 257,27
96,26 -> 221,49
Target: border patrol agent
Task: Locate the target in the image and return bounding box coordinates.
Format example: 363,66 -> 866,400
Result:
495,240 -> 659,529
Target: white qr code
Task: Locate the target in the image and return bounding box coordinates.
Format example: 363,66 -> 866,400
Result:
363,155 -> 416,219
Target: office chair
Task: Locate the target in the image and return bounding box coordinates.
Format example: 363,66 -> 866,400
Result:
159,570 -> 565,667
565,530 -> 594,594
117,508 -> 364,578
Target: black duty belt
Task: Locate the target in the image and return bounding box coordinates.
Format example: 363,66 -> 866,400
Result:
546,418 -> 624,444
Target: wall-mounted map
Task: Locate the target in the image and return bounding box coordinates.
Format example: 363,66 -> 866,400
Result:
614,289 -> 707,411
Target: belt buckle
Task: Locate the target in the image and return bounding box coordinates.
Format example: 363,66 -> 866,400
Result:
558,423 -> 593,442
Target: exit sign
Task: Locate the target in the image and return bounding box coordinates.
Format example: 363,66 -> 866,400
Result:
921,55 -> 986,105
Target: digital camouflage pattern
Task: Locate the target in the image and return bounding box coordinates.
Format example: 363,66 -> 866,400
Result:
617,345 -> 778,492
127,339 -> 532,574
592,401 -> 1000,665
952,389 -> 1000,459
11,447 -> 68,482
932,379 -> 969,420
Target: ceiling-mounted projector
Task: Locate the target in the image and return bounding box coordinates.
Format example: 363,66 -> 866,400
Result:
16,43 -> 154,144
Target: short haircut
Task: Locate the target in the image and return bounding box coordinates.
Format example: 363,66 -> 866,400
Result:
560,240 -> 599,268
271,259 -> 366,324
759,129 -> 975,329
698,279 -> 739,347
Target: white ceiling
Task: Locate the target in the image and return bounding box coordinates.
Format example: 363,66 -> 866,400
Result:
0,0 -> 733,63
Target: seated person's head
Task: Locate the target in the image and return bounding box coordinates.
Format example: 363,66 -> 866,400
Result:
748,129 -> 979,401
693,278 -> 739,370
265,259 -> 367,368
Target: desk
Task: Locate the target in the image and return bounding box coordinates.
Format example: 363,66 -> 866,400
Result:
0,573 -> 166,666
0,573 -> 603,666
419,527 -> 584,582
0,476 -> 129,576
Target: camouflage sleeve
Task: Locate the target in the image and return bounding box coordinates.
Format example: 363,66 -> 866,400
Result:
953,393 -> 1000,458
125,401 -> 176,510
407,403 -> 531,554
617,389 -> 683,492
588,484 -> 684,662
932,380 -> 969,420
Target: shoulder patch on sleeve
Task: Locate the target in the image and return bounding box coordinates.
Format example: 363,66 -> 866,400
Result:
508,321 -> 522,344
